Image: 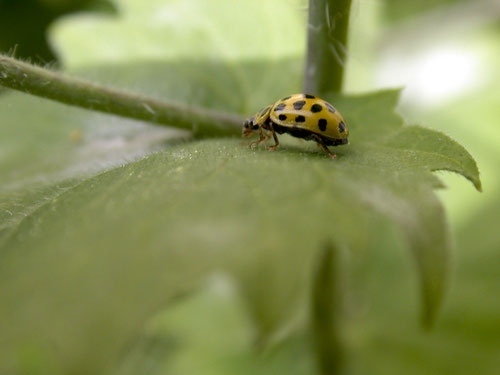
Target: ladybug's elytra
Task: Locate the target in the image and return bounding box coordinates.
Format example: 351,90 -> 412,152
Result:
242,94 -> 349,158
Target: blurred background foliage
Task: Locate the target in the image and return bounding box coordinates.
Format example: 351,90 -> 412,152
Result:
0,0 -> 499,374
0,0 -> 115,62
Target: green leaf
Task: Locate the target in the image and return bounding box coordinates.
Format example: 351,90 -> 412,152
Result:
0,84 -> 480,374
381,125 -> 482,191
111,278 -> 316,375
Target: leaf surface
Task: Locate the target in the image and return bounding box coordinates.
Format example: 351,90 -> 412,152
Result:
0,87 -> 480,374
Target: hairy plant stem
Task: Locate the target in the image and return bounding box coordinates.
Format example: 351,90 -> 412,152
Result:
306,3 -> 351,373
311,244 -> 344,375
305,0 -> 352,95
0,55 -> 243,137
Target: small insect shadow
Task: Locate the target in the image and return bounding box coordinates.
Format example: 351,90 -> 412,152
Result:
247,142 -> 349,160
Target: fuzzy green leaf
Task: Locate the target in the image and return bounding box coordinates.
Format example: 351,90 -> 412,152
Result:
0,85 -> 480,374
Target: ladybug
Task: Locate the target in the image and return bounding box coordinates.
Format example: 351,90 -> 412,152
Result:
242,94 -> 349,158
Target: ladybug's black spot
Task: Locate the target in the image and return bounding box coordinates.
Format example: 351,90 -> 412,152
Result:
338,121 -> 346,133
260,106 -> 270,116
305,94 -> 316,99
281,96 -> 291,101
325,102 -> 336,113
311,104 -> 322,113
318,119 -> 328,131
293,100 -> 306,110
295,115 -> 306,123
274,103 -> 286,111
278,114 -> 287,121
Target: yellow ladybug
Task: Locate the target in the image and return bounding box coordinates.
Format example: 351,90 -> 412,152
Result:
242,94 -> 349,158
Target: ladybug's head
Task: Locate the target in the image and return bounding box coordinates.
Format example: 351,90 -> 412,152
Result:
242,117 -> 258,137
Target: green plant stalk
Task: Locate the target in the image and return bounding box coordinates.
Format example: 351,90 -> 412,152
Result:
311,244 -> 344,375
0,55 -> 243,137
305,0 -> 352,95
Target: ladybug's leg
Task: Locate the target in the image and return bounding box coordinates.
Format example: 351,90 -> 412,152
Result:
257,128 -> 273,144
260,131 -> 272,143
249,126 -> 266,147
312,135 -> 336,159
267,123 -> 280,151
